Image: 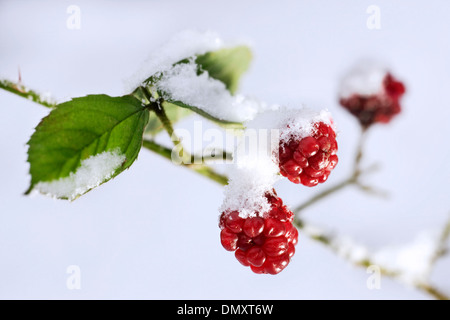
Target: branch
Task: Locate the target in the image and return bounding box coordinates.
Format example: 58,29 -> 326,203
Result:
293,176 -> 356,213
430,215 -> 450,265
142,139 -> 228,186
0,79 -> 56,108
293,217 -> 450,300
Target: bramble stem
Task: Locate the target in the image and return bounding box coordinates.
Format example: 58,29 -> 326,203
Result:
293,177 -> 356,213
431,215 -> 450,264
416,283 -> 450,301
293,217 -> 450,300
0,79 -> 56,108
142,139 -> 228,186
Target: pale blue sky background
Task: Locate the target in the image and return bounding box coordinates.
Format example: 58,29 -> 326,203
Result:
0,0 -> 449,299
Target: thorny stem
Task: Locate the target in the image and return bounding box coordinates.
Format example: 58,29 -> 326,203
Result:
416,283 -> 450,301
293,217 -> 450,300
0,79 -> 56,108
143,86 -> 231,185
142,87 -> 194,166
142,139 -> 228,186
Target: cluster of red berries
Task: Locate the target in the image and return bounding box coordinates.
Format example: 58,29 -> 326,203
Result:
219,194 -> 298,274
278,122 -> 338,187
219,121 -> 338,274
339,73 -> 406,127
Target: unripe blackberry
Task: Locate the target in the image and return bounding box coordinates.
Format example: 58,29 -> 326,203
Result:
339,72 -> 405,127
219,194 -> 298,275
278,122 -> 338,187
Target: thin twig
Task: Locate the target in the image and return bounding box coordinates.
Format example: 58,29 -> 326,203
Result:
354,126 -> 368,170
293,176 -> 356,213
142,139 -> 228,186
293,217 -> 450,300
416,283 -> 450,301
0,79 -> 56,108
430,215 -> 450,265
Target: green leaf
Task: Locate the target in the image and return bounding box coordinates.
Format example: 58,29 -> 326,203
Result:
195,46 -> 252,95
139,45 -> 252,131
26,94 -> 149,200
161,46 -> 251,127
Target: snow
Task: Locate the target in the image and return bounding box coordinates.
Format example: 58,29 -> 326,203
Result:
253,107 -> 334,144
303,222 -> 442,286
372,231 -> 440,285
220,166 -> 281,218
333,235 -> 370,264
125,30 -> 262,123
34,149 -> 126,201
338,59 -> 388,98
220,106 -> 333,218
157,60 -> 263,122
219,110 -> 281,217
125,30 -> 224,92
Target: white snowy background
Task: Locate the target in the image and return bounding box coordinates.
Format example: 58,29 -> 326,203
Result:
0,0 -> 449,299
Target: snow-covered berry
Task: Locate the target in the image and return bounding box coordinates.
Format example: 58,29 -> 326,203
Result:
278,122 -> 338,187
339,65 -> 406,127
219,193 -> 298,275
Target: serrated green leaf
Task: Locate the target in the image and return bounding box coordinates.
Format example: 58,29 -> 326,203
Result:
26,94 -> 149,200
195,46 -> 252,95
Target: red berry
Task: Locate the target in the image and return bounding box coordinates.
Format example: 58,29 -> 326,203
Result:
225,211 -> 244,233
298,137 -> 319,158
220,229 -> 238,251
384,73 -> 405,100
293,151 -> 308,167
317,172 -> 329,183
281,160 -> 301,177
246,246 -> 266,267
219,193 -> 298,274
250,265 -> 266,274
235,249 -> 250,266
264,218 -> 286,237
253,234 -> 266,246
264,254 -> 290,275
243,217 -> 264,238
299,172 -> 319,187
287,244 -> 295,258
285,225 -> 299,245
237,233 -> 253,251
339,72 -> 405,127
262,237 -> 289,257
278,121 -> 338,187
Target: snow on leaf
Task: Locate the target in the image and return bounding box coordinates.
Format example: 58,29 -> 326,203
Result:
34,149 -> 126,201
